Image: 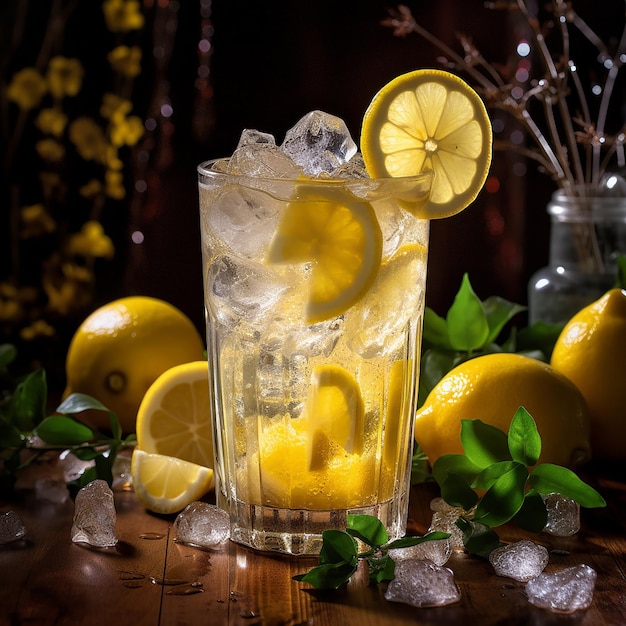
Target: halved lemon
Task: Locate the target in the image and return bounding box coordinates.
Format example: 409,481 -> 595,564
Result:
131,449 -> 214,515
304,364 -> 365,469
266,183 -> 382,324
361,69 -> 492,219
135,361 -> 214,469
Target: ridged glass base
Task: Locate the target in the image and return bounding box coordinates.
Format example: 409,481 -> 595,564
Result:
225,494 -> 409,556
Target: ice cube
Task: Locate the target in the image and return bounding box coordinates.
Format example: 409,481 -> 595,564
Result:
0,510 -> 27,544
207,255 -> 289,326
229,142 -> 303,179
71,479 -> 118,548
204,186 -> 281,259
236,128 -> 276,148
59,449 -> 95,483
330,153 -> 369,179
489,540 -> 549,582
388,537 -> 452,566
35,477 -> 70,504
525,564 -> 597,613
174,502 -> 230,549
384,558 -> 461,607
282,110 -> 357,176
428,498 -> 473,551
542,493 -> 580,536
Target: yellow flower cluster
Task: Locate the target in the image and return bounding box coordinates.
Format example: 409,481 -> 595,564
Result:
3,0 -> 146,341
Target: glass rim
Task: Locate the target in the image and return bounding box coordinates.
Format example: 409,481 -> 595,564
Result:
197,157 -> 434,187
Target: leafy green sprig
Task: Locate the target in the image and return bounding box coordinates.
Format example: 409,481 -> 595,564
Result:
293,514 -> 449,590
0,344 -> 135,495
432,406 -> 606,558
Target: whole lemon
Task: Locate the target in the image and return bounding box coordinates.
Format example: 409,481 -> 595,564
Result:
551,288 -> 626,461
64,296 -> 205,434
414,353 -> 591,468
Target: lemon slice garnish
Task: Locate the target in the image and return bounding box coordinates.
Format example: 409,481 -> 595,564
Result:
135,361 -> 214,469
361,69 -> 493,219
131,449 -> 214,515
266,183 -> 383,324
304,364 -> 365,469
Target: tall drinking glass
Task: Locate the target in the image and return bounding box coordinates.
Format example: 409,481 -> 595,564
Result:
198,159 -> 433,555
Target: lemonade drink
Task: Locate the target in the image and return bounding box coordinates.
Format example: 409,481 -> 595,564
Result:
198,69 -> 492,555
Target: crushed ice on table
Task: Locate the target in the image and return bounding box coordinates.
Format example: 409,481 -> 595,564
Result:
71,479 -> 118,548
489,540 -> 549,582
388,537 -> 452,566
428,498 -> 472,551
174,502 -> 230,549
0,510 -> 27,544
384,558 -> 461,608
281,110 -> 357,176
542,493 -> 580,536
525,564 -> 597,613
59,449 -> 95,483
35,477 -> 70,504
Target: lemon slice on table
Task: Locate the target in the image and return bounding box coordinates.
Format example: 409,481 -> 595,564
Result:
135,361 -> 214,469
361,69 -> 493,219
266,184 -> 383,324
131,449 -> 214,515
304,364 -> 365,470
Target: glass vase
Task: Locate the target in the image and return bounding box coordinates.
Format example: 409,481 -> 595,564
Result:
528,188 -> 626,326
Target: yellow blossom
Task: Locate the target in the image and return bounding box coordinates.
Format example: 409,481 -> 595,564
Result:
103,0 -> 145,33
43,262 -> 92,316
110,114 -> 144,147
20,319 -> 56,341
100,93 -> 132,121
69,117 -> 108,162
67,221 -> 115,258
7,67 -> 47,110
21,204 -> 57,238
104,145 -> 124,170
105,169 -> 126,199
47,56 -> 84,99
0,283 -> 22,322
79,179 -> 103,198
36,108 -> 68,136
107,45 -> 142,78
36,138 -> 65,162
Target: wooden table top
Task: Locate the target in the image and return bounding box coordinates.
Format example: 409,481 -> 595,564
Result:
1,461 -> 625,626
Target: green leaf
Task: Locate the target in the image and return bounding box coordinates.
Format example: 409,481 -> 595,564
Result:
411,445 -> 431,485
507,407 -> 541,466
9,369 -> 47,431
513,489 -> 548,532
614,254 -> 626,289
432,453 -> 483,487
482,296 -> 527,345
473,463 -> 528,526
293,561 -> 357,590
36,415 -> 94,446
0,344 -> 17,368
422,307 -> 452,349
319,530 -> 358,565
456,517 -> 502,559
529,464 -> 607,508
446,274 -> 489,352
0,415 -> 22,448
516,322 -> 564,361
57,392 -> 111,415
472,460 -> 524,491
440,472 -> 479,510
368,555 -> 396,584
347,514 -> 388,548
386,531 -> 450,550
460,419 -> 511,468
418,348 -> 462,405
